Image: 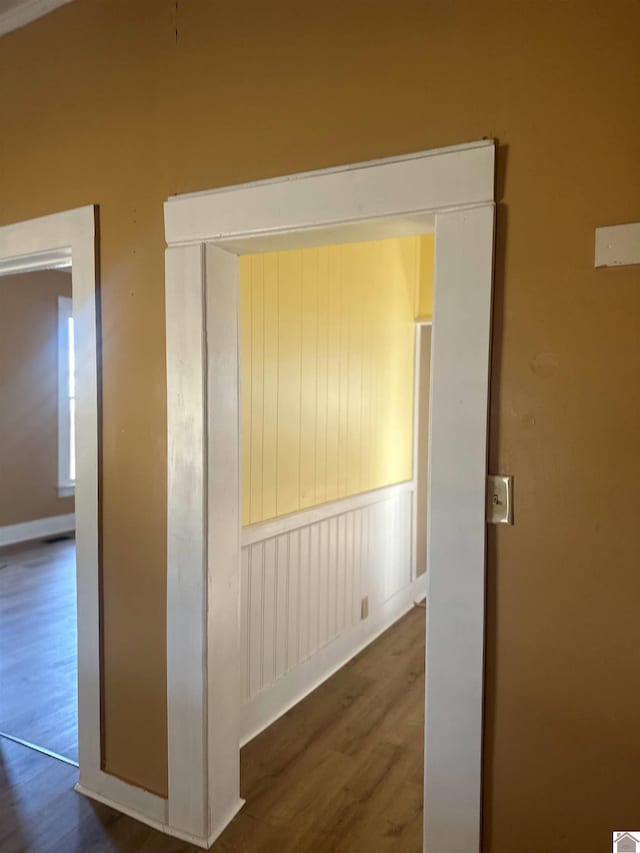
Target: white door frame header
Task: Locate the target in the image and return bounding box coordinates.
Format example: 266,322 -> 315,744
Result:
165,140 -> 494,250
164,140 -> 495,851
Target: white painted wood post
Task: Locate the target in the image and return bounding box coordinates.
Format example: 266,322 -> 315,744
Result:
166,244 -> 209,839
204,244 -> 244,839
424,205 -> 495,853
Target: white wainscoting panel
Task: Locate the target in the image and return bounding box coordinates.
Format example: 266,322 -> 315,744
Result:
239,482 -> 418,738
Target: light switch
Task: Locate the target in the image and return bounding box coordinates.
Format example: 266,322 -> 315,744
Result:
487,475 -> 513,525
595,222 -> 640,268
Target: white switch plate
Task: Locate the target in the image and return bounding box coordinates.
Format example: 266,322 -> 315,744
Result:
595,222 -> 640,268
487,475 -> 513,525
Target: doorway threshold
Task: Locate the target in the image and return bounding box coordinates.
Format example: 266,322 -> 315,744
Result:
0,730 -> 78,768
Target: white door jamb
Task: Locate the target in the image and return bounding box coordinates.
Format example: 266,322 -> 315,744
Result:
164,140 -> 496,851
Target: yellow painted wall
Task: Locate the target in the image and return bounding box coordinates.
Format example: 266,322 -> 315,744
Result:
416,234 -> 435,321
240,236 -> 425,526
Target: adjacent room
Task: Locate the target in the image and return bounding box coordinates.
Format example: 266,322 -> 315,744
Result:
0,268 -> 78,768
234,233 -> 433,845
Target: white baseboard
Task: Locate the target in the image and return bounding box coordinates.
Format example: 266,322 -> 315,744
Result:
207,797 -> 246,848
0,513 -> 75,547
240,573 -> 428,746
76,782 -> 226,850
75,784 -> 244,850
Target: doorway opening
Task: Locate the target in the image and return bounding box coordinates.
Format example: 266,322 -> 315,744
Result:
234,232 -> 434,846
164,140 -> 495,851
0,207 -> 157,828
0,265 -> 78,767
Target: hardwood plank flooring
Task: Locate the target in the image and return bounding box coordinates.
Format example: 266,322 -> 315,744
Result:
0,577 -> 425,852
0,539 -> 77,763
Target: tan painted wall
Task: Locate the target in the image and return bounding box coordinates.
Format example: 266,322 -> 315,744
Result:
0,1 -> 638,845
0,271 -> 74,527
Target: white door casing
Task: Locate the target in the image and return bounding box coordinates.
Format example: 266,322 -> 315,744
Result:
164,140 -> 496,851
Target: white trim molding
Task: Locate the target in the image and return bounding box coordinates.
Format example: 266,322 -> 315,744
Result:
0,0 -> 75,39
165,140 -> 493,252
0,207 -> 168,831
595,222 -> 640,268
0,513 -> 75,547
76,778 -> 237,850
425,204 -> 494,851
411,320 -> 432,582
240,484 -> 418,744
164,141 -> 495,852
241,481 -> 412,547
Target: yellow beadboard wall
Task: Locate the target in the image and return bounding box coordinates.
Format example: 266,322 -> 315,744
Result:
240,234 -> 434,526
416,233 -> 434,321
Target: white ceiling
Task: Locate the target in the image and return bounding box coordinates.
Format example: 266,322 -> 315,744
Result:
0,0 -> 74,38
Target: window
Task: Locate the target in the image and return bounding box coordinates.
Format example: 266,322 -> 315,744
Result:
57,296 -> 75,496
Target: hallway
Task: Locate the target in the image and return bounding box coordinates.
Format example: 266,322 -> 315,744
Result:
0,604 -> 425,852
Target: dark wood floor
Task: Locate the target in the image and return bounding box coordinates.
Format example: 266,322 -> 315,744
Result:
0,538 -> 77,762
0,538 -> 425,852
228,603 -> 425,853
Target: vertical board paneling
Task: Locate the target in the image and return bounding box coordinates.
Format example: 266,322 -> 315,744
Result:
337,249 -> 349,499
298,526 -> 310,662
239,256 -> 252,526
308,523 -> 320,657
325,246 -> 341,504
262,538 -> 277,689
359,249 -> 372,494
327,516 -> 338,640
274,535 -> 288,681
240,237 -> 428,525
360,502 -> 369,604
315,251 -> 330,507
276,251 -> 302,516
299,252 -> 318,509
346,245 -> 363,497
345,512 -> 355,631
248,544 -> 264,698
403,489 -> 413,586
391,495 -> 400,600
287,529 -> 300,672
318,519 -> 329,648
353,509 -> 362,625
241,487 -> 414,701
336,514 -> 347,634
241,546 -> 250,701
262,255 -> 279,521
250,256 -> 264,523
